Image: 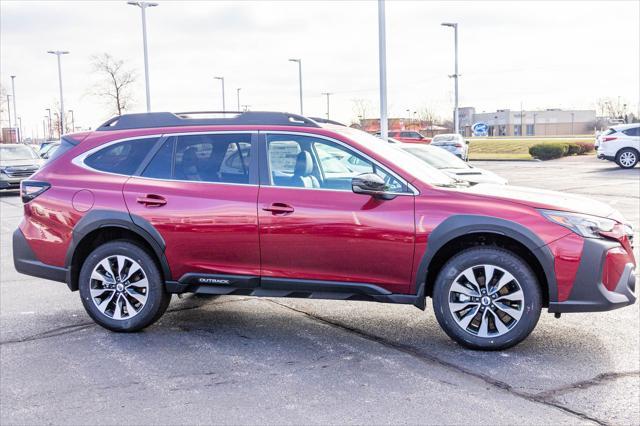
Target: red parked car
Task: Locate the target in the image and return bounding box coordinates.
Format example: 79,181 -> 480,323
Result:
388,130 -> 431,143
13,112 -> 636,350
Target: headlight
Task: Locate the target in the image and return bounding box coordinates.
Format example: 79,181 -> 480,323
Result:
540,209 -> 616,239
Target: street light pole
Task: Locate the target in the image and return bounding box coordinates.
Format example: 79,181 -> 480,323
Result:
236,88 -> 241,111
321,92 -> 332,119
6,96 -> 12,141
214,77 -> 225,111
69,110 -> 75,132
288,59 -> 303,115
127,1 -> 158,112
378,0 -> 388,141
441,22 -> 459,135
47,50 -> 69,134
45,109 -> 52,140
10,76 -> 18,141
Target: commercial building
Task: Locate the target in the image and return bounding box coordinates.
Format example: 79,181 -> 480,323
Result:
459,107 -> 596,137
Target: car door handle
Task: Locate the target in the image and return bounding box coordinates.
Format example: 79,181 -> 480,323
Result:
136,194 -> 167,207
262,203 -> 294,214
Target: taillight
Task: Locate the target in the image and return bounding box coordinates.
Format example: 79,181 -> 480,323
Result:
603,136 -> 617,142
455,143 -> 464,148
21,181 -> 50,203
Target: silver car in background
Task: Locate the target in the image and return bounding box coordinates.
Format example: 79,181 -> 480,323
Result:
430,133 -> 469,160
399,144 -> 507,185
0,144 -> 43,191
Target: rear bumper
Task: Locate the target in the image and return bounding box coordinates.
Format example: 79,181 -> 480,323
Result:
549,238 -> 636,313
13,228 -> 68,284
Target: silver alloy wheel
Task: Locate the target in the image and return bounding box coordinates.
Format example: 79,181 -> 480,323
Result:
448,264 -> 525,338
619,151 -> 636,167
89,255 -> 149,320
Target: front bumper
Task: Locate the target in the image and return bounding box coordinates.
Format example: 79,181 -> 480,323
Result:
0,176 -> 22,190
549,238 -> 636,313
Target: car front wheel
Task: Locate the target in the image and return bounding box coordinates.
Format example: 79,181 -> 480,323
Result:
432,247 -> 542,350
79,240 -> 171,332
615,148 -> 639,169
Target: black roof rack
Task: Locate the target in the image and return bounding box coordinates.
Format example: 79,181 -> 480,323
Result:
96,111 -> 320,131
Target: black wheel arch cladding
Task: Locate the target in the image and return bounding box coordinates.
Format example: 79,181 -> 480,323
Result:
416,214 -> 558,303
65,210 -> 171,290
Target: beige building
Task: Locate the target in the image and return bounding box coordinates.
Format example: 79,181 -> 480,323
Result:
459,107 -> 596,137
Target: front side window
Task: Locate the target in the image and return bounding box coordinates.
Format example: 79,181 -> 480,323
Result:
84,137 -> 160,175
142,133 -> 252,184
267,134 -> 407,192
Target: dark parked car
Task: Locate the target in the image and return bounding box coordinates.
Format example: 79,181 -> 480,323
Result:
13,111 -> 636,350
0,144 -> 42,190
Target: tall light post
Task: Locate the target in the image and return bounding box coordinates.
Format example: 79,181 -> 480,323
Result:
378,0 -> 388,141
18,117 -> 22,142
288,58 -> 303,115
10,75 -> 18,141
127,1 -> 158,112
236,88 -> 241,111
47,50 -> 69,134
570,112 -> 574,135
321,92 -> 332,119
54,112 -> 60,139
441,22 -> 459,135
6,96 -> 12,132
214,76 -> 225,111
45,109 -> 52,140
42,118 -> 47,142
69,110 -> 75,132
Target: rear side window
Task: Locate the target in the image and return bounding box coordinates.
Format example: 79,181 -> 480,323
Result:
622,126 -> 639,137
84,137 -> 159,175
142,133 -> 252,184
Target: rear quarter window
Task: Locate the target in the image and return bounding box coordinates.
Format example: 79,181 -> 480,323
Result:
84,137 -> 159,175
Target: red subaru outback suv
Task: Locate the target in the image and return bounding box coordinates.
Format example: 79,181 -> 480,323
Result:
13,112 -> 636,350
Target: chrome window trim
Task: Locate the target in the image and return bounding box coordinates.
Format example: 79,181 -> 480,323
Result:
132,174 -> 258,188
263,130 -> 419,196
72,131 -> 258,183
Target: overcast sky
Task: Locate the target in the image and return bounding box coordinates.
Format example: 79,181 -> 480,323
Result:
1,0 -> 638,137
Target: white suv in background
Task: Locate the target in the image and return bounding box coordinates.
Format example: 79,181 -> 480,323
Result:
597,123 -> 640,168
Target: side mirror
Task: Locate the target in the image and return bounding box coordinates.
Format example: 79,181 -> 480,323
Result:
352,173 -> 395,200
465,140 -> 470,145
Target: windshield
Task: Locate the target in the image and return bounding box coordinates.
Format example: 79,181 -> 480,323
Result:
402,145 -> 470,170
331,126 -> 457,187
0,145 -> 39,161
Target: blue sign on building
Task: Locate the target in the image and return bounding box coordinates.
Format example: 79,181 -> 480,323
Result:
472,122 -> 489,137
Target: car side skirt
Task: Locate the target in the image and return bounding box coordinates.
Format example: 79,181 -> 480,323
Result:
166,274 -> 426,307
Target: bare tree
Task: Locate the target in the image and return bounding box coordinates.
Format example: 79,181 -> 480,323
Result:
351,98 -> 372,125
596,97 -> 630,121
90,53 -> 136,115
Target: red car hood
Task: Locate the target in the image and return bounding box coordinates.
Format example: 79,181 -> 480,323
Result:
461,184 -> 625,222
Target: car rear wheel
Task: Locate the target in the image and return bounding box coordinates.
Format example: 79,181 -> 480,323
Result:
79,241 -> 170,332
432,247 -> 542,350
615,148 -> 639,169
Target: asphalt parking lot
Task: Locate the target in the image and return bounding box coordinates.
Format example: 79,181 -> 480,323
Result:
1,156 -> 638,425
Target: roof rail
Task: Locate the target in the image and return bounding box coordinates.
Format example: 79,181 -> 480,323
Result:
96,111 -> 320,131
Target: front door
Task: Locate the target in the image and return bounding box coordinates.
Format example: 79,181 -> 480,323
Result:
258,133 -> 415,294
123,132 -> 260,281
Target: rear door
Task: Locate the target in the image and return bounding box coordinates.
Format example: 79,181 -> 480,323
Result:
123,132 -> 260,282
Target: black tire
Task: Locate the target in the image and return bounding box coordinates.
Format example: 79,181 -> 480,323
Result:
79,240 -> 171,332
432,247 -> 542,350
615,148 -> 639,169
